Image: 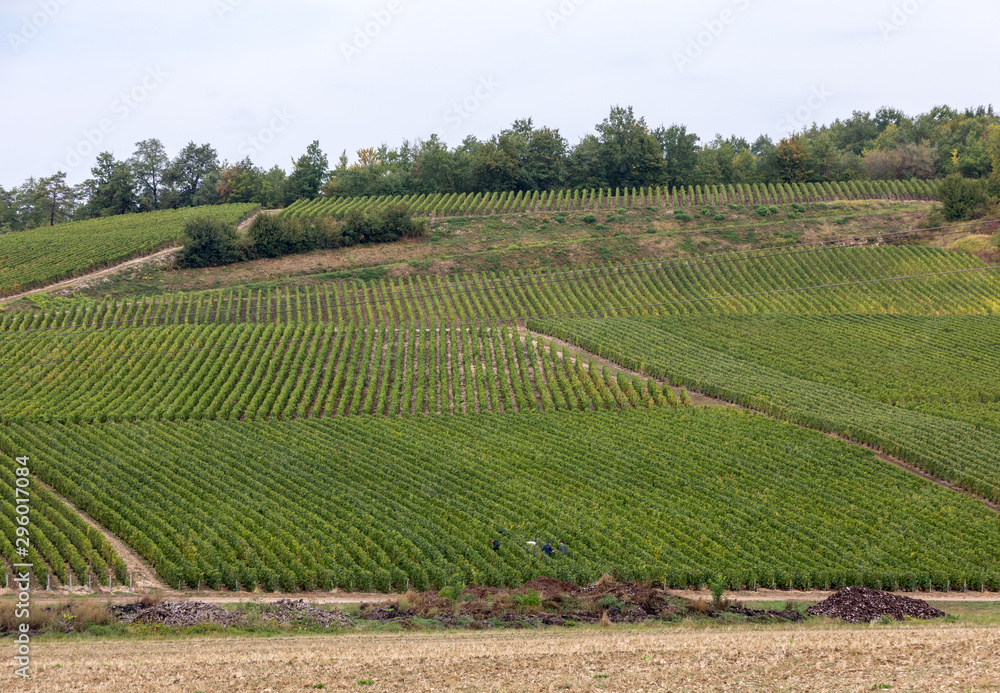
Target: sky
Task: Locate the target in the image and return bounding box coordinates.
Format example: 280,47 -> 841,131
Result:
1,0 -> 997,188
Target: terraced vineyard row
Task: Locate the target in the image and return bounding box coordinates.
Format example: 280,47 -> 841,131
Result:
530,317 -> 1000,503
4,246 -> 997,335
650,314 -> 1000,428
0,456 -> 127,587
282,180 -> 938,220
0,204 -> 258,298
2,409 -> 997,592
0,324 -> 673,423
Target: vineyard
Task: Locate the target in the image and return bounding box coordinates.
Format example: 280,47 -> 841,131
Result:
644,314 -> 1000,431
0,456 -> 127,589
0,324 -> 677,423
2,207 -> 1000,593
0,204 -> 258,298
2,246 -> 997,336
529,316 -> 1000,504
281,180 -> 939,221
1,408 -> 998,593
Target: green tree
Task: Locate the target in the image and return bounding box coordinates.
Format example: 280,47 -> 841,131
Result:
163,142 -> 219,208
412,135 -> 456,194
654,124 -> 700,188
81,153 -> 137,217
596,106 -> 663,188
566,134 -> 604,189
774,137 -> 811,183
285,141 -> 329,201
129,138 -> 170,210
937,174 -> 987,221
37,172 -> 76,226
216,158 -> 264,203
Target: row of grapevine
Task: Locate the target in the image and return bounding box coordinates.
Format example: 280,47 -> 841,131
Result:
0,322 -> 678,423
1,408 -> 997,592
653,313 -> 1000,430
5,246 -> 997,336
0,204 -> 258,298
0,458 -> 127,589
529,316 -> 1000,504
280,180 -> 939,222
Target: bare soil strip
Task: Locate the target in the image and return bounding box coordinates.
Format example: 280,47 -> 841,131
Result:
528,330 -> 725,407
20,626 -> 1000,692
32,481 -> 167,593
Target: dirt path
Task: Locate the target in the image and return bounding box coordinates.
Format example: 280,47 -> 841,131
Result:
0,246 -> 181,305
237,208 -> 278,232
526,329 -> 729,408
34,480 -> 167,592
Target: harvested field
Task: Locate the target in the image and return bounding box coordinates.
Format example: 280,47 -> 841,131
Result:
17,626 -> 1000,691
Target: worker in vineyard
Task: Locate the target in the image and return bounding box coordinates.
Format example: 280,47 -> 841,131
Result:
542,541 -> 553,557
491,538 -> 500,553
559,541 -> 568,557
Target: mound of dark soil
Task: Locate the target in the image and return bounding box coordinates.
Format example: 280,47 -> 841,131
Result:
806,587 -> 947,623
522,576 -> 579,597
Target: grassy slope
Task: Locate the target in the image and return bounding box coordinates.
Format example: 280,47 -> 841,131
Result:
3,200 -> 940,307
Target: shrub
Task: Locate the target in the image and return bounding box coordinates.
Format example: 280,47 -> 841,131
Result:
583,214 -> 597,224
178,217 -> 241,268
342,208 -> 369,245
755,205 -> 770,217
674,212 -> 693,222
710,576 -> 726,606
370,203 -> 420,243
713,214 -> 726,222
249,214 -> 328,258
938,174 -> 988,221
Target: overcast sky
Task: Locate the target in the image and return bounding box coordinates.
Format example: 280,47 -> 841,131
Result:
1,0 -> 996,187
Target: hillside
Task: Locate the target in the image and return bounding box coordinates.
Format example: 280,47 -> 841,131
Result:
1,198 -> 999,593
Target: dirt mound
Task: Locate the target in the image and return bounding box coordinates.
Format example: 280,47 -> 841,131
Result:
258,599 -> 353,628
806,587 -> 947,623
522,576 -> 578,597
113,601 -> 244,627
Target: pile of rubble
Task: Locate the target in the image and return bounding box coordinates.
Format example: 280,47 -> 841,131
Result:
111,599 -> 352,629
806,587 -> 947,623
112,601 -> 245,627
